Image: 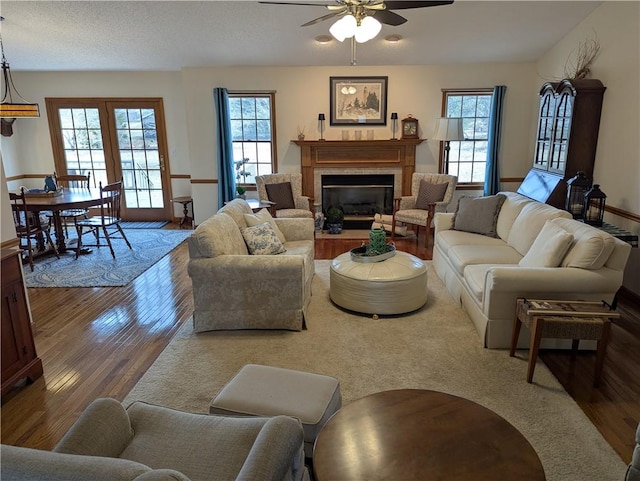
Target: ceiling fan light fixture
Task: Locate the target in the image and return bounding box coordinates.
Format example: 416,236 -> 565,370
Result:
329,14 -> 357,42
355,16 -> 382,43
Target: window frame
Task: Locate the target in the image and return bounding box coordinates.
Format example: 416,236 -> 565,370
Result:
439,88 -> 493,189
227,91 -> 277,189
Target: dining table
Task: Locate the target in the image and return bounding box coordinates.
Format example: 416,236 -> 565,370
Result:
17,188 -> 106,253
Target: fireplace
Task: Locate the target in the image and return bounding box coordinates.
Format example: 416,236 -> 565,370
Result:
322,174 -> 394,229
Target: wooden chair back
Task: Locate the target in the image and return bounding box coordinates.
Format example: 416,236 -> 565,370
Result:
98,180 -> 124,224
9,188 -> 41,236
54,172 -> 91,190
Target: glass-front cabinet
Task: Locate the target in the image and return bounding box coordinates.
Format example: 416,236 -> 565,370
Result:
529,78 -> 605,208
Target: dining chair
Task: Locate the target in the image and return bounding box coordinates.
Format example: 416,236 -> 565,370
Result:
53,172 -> 92,237
74,180 -> 132,259
10,188 -> 60,271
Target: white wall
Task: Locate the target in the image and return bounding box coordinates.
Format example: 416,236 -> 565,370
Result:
181,63 -> 537,219
536,1 -> 640,295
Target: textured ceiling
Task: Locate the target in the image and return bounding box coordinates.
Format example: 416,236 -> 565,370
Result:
0,1 -> 602,71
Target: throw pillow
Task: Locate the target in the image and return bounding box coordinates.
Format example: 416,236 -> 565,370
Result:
415,180 -> 448,209
452,194 -> 507,238
519,220 -> 574,267
265,182 -> 295,210
240,222 -> 286,255
244,208 -> 286,244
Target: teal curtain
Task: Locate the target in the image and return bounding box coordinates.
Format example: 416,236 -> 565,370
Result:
484,85 -> 507,196
214,88 -> 236,207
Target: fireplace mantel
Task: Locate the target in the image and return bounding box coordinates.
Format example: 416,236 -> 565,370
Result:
293,139 -> 424,198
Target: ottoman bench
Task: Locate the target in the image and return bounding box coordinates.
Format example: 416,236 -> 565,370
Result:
330,250 -> 428,317
209,364 -> 342,459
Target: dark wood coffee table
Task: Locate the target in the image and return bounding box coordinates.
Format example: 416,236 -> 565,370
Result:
313,389 -> 545,481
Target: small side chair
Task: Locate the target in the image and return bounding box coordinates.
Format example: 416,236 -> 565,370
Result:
256,173 -> 313,218
392,172 -> 457,246
53,171 -> 92,237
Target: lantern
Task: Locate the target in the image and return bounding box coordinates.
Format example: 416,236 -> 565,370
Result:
565,171 -> 591,219
582,184 -> 606,227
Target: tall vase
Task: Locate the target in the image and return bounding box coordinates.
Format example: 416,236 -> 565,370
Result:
369,227 -> 387,254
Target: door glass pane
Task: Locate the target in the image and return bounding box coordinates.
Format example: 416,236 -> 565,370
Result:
59,107 -> 105,183
114,108 -> 164,209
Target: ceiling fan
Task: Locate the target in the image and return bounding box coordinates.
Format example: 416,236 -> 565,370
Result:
258,0 -> 454,29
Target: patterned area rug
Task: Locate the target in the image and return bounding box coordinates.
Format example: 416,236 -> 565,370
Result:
119,221 -> 170,229
24,229 -> 191,288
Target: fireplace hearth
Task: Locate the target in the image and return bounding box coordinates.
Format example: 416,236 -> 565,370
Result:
322,174 -> 394,229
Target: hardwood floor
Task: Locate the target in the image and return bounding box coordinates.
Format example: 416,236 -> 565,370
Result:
1,229 -> 638,465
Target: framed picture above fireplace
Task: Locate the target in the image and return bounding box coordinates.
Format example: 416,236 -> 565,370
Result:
330,76 -> 388,126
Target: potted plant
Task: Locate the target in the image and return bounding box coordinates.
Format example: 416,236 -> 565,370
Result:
236,186 -> 247,199
326,207 -> 344,234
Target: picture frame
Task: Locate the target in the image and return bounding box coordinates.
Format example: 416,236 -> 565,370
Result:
330,76 -> 388,126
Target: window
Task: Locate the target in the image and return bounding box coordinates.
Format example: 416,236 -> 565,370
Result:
228,92 -> 277,186
441,89 -> 493,185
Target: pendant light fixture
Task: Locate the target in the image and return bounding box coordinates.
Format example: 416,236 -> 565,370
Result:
0,19 -> 40,118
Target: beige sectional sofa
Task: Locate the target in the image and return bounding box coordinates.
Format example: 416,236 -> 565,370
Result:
433,191 -> 631,349
187,199 -> 315,333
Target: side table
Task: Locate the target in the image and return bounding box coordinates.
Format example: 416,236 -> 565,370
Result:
171,196 -> 194,229
510,298 -> 620,387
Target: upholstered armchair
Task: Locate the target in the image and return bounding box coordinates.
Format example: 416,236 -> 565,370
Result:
391,173 -> 457,245
256,173 -> 313,218
1,398 -> 309,481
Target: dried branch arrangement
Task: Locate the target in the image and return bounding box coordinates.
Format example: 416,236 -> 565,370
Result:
564,32 -> 601,80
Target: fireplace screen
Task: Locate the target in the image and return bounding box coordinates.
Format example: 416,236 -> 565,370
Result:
321,174 -> 394,227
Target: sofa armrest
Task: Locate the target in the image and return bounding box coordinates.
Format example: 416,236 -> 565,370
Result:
434,212 -> 455,234
274,217 -> 314,241
1,444 -> 154,481
188,255 -> 305,283
54,398 -> 134,458
236,416 -> 306,481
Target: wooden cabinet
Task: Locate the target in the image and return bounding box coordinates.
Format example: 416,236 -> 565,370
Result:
530,78 -> 605,208
1,248 -> 43,396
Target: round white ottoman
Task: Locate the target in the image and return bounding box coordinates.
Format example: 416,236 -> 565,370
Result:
330,251 -> 428,316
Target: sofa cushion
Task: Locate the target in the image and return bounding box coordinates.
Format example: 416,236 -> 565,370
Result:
241,222 -> 287,255
496,192 -> 533,241
448,244 -> 522,275
265,182 -> 295,210
552,218 -> 617,270
218,198 -> 253,229
507,202 -> 571,256
244,208 -> 286,244
192,213 -> 248,257
436,229 -> 506,254
452,194 -> 506,238
463,264 -> 502,303
415,180 -> 448,209
519,220 -> 574,267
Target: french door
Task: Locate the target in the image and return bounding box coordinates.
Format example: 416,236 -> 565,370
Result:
46,98 -> 172,221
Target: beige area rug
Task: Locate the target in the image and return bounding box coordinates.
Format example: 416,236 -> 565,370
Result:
125,261 -> 626,481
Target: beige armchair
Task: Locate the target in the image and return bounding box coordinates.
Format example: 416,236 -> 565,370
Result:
1,398 -> 309,481
392,173 -> 457,245
256,173 -> 313,218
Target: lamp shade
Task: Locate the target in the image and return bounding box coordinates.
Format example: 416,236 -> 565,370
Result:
432,117 -> 463,141
355,16 -> 381,43
329,15 -> 357,42
391,112 -> 398,120
318,113 -> 325,121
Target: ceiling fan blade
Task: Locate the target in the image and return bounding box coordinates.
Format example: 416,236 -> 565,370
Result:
384,0 -> 454,9
372,9 -> 407,26
258,1 -> 335,6
301,10 -> 346,27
